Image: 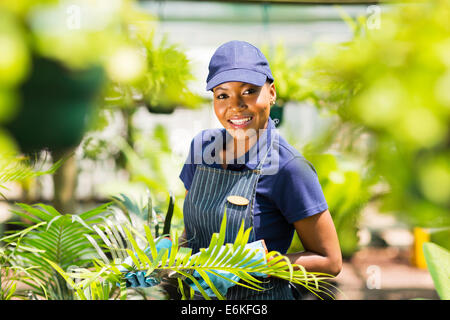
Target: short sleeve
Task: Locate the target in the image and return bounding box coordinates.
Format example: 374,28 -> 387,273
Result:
179,162 -> 195,191
179,136 -> 197,191
273,157 -> 328,223
179,130 -> 206,191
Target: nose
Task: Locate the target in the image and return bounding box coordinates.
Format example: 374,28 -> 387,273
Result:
229,95 -> 247,110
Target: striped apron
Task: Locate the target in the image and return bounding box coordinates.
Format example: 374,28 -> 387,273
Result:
183,135 -> 294,300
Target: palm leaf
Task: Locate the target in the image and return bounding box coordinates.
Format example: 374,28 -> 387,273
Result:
0,152 -> 65,199
50,211 -> 336,300
2,202 -> 111,299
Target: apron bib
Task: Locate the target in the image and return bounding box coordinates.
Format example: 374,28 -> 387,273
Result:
183,137 -> 294,300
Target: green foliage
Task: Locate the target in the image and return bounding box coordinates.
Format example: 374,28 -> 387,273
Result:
114,124 -> 185,227
0,202 -> 111,299
283,112 -> 375,257
110,191 -> 175,239
0,152 -> 64,199
286,151 -> 373,258
102,31 -> 206,113
300,0 -> 450,227
0,0 -> 152,70
51,212 -> 338,300
423,242 -> 450,300
430,228 -> 450,252
138,33 -> 206,112
0,222 -> 49,300
262,42 -> 311,105
1,0 -> 202,156
0,1 -> 140,154
312,153 -> 372,257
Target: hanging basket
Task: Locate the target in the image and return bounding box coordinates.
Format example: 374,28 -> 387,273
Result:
6,56 -> 105,154
145,103 -> 177,114
270,103 -> 284,127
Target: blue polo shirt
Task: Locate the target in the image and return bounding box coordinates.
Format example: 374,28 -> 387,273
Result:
179,117 -> 328,253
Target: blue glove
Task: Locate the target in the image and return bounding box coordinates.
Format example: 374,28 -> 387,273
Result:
188,269 -> 240,298
118,237 -> 172,288
186,240 -> 268,297
123,271 -> 160,287
242,239 -> 268,278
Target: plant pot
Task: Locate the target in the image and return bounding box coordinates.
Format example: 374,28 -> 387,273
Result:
270,103 -> 284,127
146,103 -> 176,114
5,56 -> 105,154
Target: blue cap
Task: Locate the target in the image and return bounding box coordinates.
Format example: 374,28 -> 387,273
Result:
206,40 -> 274,91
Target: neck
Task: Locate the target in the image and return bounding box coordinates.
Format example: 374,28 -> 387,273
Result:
220,121 -> 269,167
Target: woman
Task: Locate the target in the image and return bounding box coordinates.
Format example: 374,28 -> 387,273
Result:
179,40 -> 342,300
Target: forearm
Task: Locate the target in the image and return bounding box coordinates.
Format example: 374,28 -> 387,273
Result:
283,250 -> 342,276
281,210 -> 342,277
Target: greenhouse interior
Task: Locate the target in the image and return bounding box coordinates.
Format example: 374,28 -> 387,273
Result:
0,0 -> 449,302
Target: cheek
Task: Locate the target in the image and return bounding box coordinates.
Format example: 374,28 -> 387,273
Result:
255,100 -> 270,116
214,104 -> 227,123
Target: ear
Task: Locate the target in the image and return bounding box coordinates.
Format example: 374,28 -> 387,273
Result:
269,82 -> 277,103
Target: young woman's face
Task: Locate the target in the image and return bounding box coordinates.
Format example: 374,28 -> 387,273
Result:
213,81 -> 276,141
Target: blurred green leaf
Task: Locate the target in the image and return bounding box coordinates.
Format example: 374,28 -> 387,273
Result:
299,0 -> 450,228
423,242 -> 450,300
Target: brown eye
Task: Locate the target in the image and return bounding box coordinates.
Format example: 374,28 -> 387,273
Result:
243,87 -> 259,95
216,93 -> 228,99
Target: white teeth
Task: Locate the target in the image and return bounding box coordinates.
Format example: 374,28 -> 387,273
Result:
230,117 -> 251,125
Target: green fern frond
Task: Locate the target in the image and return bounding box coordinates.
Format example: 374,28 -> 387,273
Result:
2,202 -> 111,299
0,152 -> 65,197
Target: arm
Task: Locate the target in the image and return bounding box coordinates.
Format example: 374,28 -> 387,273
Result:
268,157 -> 342,276
283,209 -> 342,276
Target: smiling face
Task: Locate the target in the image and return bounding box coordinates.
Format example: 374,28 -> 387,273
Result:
213,81 -> 276,142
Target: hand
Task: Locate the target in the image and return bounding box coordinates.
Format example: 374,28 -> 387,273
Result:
241,239 -> 269,278
123,270 -> 160,287
185,247 -> 240,297
186,240 -> 269,297
118,237 -> 172,288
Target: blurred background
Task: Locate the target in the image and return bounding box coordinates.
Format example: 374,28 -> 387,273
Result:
0,0 -> 449,300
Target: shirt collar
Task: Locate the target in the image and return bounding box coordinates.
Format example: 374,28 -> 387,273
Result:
221,117 -> 276,170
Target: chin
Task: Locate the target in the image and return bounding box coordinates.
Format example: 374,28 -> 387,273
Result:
227,127 -> 258,141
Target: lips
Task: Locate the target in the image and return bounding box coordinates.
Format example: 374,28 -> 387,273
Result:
228,116 -> 253,128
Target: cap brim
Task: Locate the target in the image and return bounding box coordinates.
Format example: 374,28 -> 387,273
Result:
206,69 -> 267,91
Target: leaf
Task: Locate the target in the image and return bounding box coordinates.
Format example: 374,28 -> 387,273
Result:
176,270 -> 211,300
46,215 -> 63,231
0,221 -> 46,242
44,259 -> 86,300
48,209 -> 336,300
0,153 -> 64,188
423,242 -> 450,300
5,283 -> 16,300
195,269 -> 225,300
177,278 -> 187,300
168,231 -> 178,267
144,224 -> 157,260
71,215 -> 94,231
125,248 -> 141,270
105,219 -> 128,260
84,233 -> 110,265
